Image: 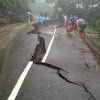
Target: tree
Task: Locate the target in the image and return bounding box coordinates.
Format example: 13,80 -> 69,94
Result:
45,0 -> 100,36
0,0 -> 35,22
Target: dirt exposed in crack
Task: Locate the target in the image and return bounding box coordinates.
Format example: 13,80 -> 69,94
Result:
27,24 -> 41,35
30,35 -> 46,62
27,29 -> 41,35
27,21 -> 96,100
27,22 -> 46,62
84,34 -> 100,65
28,22 -> 64,63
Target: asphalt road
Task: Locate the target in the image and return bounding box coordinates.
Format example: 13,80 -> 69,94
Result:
0,21 -> 100,100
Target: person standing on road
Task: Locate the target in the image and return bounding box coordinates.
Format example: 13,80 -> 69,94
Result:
72,15 -> 76,27
66,23 -> 71,35
30,11 -> 33,24
56,14 -> 58,19
41,12 -> 43,17
69,15 -> 73,31
79,30 -> 84,41
66,17 -> 71,35
45,11 -> 47,20
77,19 -> 86,41
64,15 -> 67,27
27,11 -> 31,26
73,18 -> 77,35
66,17 -> 69,26
69,15 -> 73,23
38,15 -> 44,26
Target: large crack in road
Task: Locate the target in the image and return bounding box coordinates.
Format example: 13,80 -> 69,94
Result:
30,34 -> 46,63
28,23 -> 41,35
35,62 -> 80,86
27,23 -> 46,62
35,62 -> 68,74
28,21 -> 96,100
35,62 -> 95,100
81,83 -> 96,100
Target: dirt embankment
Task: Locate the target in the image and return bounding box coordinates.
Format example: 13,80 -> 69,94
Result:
84,34 -> 100,64
0,23 -> 27,51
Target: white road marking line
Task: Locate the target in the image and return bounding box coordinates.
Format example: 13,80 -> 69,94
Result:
7,61 -> 33,100
42,28 -> 57,63
7,27 -> 57,100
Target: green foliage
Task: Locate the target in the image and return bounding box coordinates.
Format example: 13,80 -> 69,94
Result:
45,0 -> 100,37
96,20 -> 100,37
0,0 -> 35,22
97,20 -> 100,27
30,0 -> 54,15
45,0 -> 56,4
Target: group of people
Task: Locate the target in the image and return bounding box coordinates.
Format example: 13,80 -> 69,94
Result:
26,11 -> 85,41
63,15 -> 84,41
40,11 -> 48,19
27,11 -> 33,26
27,11 -> 48,26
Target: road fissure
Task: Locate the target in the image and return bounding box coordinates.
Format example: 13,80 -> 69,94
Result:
81,83 -> 96,100
29,22 -> 96,100
31,34 -> 46,62
28,23 -> 41,35
35,62 -> 96,100
7,22 -> 57,100
35,62 -> 68,74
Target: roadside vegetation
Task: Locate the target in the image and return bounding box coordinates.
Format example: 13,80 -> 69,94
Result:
45,0 -> 100,38
0,0 -> 100,38
0,0 -> 35,24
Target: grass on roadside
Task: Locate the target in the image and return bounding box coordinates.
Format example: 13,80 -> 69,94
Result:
85,28 -> 100,38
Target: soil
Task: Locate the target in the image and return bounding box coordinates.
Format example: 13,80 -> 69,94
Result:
84,33 -> 100,64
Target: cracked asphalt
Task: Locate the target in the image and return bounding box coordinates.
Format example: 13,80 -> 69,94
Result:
0,20 -> 100,100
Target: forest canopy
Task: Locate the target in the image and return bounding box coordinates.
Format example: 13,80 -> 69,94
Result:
0,0 -> 100,35
0,0 -> 35,22
45,0 -> 100,35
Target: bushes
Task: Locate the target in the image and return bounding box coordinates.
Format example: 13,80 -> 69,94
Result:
0,0 -> 35,23
96,20 -> 100,37
46,0 -> 100,37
